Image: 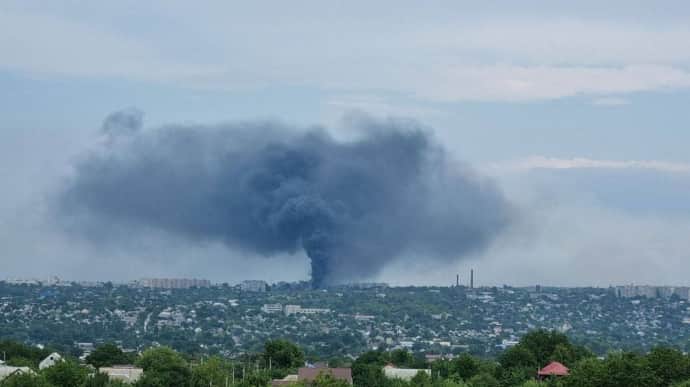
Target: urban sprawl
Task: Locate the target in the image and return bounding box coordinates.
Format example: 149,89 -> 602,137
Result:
1,278 -> 690,362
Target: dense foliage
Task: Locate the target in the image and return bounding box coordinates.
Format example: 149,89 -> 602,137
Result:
85,344 -> 136,369
3,331 -> 690,386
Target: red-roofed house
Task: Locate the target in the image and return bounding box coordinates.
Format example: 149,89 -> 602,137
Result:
538,361 -> 569,380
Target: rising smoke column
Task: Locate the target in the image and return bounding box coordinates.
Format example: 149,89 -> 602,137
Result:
58,110 -> 513,287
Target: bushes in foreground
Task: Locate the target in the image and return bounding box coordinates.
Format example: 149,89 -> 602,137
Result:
3,332 -> 690,386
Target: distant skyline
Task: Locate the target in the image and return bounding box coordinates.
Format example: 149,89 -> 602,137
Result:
5,274 -> 690,290
1,1 -> 690,286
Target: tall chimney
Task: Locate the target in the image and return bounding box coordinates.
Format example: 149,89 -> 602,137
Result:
456,274 -> 459,287
470,269 -> 474,289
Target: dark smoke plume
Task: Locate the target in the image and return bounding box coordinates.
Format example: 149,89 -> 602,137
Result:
59,110 -> 512,287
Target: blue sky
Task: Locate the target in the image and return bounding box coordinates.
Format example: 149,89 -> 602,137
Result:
2,1 -> 690,285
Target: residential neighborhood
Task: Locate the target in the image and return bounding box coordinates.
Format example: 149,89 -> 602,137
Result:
1,279 -> 690,361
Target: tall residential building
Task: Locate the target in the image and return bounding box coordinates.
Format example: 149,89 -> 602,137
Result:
240,280 -> 267,292
616,285 -> 690,300
136,278 -> 211,289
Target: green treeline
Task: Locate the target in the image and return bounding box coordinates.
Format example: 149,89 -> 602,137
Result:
3,330 -> 690,386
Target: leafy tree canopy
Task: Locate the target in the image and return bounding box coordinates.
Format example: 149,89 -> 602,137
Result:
86,343 -> 134,369
264,339 -> 305,370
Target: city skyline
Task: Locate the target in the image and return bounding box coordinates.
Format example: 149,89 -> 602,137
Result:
5,274 -> 690,290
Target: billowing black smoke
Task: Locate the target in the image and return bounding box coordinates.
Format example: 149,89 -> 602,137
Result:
59,110 -> 512,287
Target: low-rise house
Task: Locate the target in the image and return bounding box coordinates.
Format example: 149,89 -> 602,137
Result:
299,367 -> 352,385
537,361 -> 569,380
271,374 -> 299,386
100,365 -> 144,384
383,364 -> 431,381
272,366 -> 352,385
0,364 -> 33,381
39,352 -> 62,369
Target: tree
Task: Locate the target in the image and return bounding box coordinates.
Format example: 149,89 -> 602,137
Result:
0,340 -> 52,368
234,370 -> 271,387
467,373 -> 500,387
390,350 -> 414,368
5,357 -> 35,369
0,372 -> 55,387
135,347 -> 191,387
564,353 -> 660,387
352,364 -> 386,387
351,351 -> 387,387
519,330 -> 570,367
498,330 -> 592,386
410,370 -> 432,386
299,373 -> 352,387
498,346 -> 537,370
550,343 -> 593,367
190,356 -> 231,387
646,346 -> 690,386
604,352 -> 660,387
133,373 -> 166,387
86,344 -> 133,369
42,359 -> 88,387
81,372 -> 129,387
264,339 -> 305,370
452,354 -> 480,381
436,380 -> 470,387
562,357 -> 607,387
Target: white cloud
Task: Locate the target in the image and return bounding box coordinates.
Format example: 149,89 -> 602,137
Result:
415,65 -> 690,101
415,19 -> 690,66
592,97 -> 630,106
489,156 -> 690,174
324,95 -> 445,119
2,5 -> 690,101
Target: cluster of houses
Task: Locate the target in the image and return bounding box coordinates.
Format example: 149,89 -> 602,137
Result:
0,352 -> 63,380
0,352 -> 143,384
268,361 -> 569,386
268,362 -> 435,386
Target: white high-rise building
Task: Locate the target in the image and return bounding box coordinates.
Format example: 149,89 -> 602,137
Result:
240,280 -> 267,292
136,278 -> 211,289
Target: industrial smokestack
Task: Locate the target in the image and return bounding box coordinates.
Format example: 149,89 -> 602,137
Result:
58,110 -> 513,288
456,274 -> 459,287
470,269 -> 474,289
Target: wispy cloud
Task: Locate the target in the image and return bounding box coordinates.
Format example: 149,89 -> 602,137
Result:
416,65 -> 690,102
325,95 -> 444,119
2,5 -> 690,101
489,156 -> 690,174
591,97 -> 631,106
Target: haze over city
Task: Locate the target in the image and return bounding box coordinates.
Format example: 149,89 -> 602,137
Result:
2,1 -> 690,287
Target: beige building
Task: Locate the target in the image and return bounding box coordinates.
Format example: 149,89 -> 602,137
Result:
284,305 -> 331,316
383,365 -> 431,381
100,366 -> 144,383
